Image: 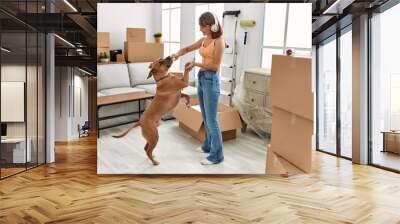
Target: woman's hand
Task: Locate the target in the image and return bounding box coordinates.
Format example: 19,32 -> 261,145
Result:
171,49 -> 184,61
184,60 -> 195,72
171,52 -> 180,61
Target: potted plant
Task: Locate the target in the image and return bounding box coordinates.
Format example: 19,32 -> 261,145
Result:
99,52 -> 110,63
153,32 -> 162,43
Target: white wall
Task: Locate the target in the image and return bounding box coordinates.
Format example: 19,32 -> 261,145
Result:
157,3 -> 265,80
98,3 -> 312,84
97,3 -> 156,50
98,3 -> 267,82
223,3 -> 265,81
55,67 -> 89,141
55,67 -> 69,141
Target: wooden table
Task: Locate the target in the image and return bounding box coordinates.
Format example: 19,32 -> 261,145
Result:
97,92 -> 154,138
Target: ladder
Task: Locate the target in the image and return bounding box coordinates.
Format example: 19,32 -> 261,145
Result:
220,10 -> 240,106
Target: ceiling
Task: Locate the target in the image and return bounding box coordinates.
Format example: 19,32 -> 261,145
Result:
0,0 -> 396,74
0,0 -> 97,74
310,0 -> 391,44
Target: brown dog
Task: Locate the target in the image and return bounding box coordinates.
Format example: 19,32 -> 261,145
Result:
113,56 -> 194,165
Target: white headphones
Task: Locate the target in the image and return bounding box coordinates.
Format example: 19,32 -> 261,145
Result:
210,12 -> 219,32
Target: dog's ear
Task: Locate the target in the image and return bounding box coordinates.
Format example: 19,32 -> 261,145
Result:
147,69 -> 154,79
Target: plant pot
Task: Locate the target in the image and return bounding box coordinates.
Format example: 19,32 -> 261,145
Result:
155,37 -> 162,43
100,58 -> 110,63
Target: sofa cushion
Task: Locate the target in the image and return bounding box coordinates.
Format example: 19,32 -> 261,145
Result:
127,62 -> 156,86
182,86 -> 198,97
136,84 -> 157,95
97,92 -> 106,97
136,84 -> 198,98
97,64 -> 131,91
98,87 -> 146,96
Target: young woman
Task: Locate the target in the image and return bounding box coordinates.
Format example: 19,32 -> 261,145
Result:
172,12 -> 225,165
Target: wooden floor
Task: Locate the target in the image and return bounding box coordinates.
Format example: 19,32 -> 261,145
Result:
373,150 -> 400,171
98,120 -> 267,174
1,135 -> 400,223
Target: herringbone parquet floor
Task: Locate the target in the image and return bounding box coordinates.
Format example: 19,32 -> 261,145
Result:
1,135 -> 400,223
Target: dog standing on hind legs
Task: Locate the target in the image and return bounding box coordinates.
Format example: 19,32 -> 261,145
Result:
113,56 -> 195,165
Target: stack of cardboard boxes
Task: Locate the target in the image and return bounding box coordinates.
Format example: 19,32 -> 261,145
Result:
124,28 -> 163,62
97,32 -> 110,60
266,55 -> 314,176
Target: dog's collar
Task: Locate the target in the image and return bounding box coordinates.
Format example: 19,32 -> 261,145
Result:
155,74 -> 170,82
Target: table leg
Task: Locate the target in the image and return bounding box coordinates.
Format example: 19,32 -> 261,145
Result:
97,106 -> 100,138
382,132 -> 386,153
138,99 -> 141,119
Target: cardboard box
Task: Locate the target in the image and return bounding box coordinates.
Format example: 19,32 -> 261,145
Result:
124,42 -> 163,62
266,146 -> 303,176
126,28 -> 146,42
385,132 -> 400,154
270,55 -> 313,121
97,47 -> 110,59
173,99 -> 242,142
116,53 -> 125,62
97,32 -> 110,48
270,106 -> 313,172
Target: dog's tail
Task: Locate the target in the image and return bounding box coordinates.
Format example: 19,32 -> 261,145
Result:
112,122 -> 141,138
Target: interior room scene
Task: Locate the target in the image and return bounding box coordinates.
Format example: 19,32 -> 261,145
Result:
1,1 -> 400,223
316,0 -> 400,172
0,3 -> 46,178
96,3 -> 312,174
0,0 -> 97,180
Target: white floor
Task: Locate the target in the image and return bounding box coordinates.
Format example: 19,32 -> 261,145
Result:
98,120 -> 268,174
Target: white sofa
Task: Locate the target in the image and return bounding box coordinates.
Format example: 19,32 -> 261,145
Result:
97,63 -> 198,129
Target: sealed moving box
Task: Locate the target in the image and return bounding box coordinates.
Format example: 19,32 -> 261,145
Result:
97,32 -> 110,60
266,146 -> 303,176
116,53 -> 125,62
126,28 -> 146,42
266,55 -> 313,175
270,107 -> 313,172
384,132 -> 400,154
97,32 -> 110,48
173,99 -> 242,142
124,42 -> 163,62
269,55 -> 313,121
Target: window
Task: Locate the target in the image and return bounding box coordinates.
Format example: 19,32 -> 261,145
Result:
316,24 -> 353,159
339,28 -> 352,158
370,2 -> 400,171
317,37 -> 337,155
0,2 -> 46,179
390,74 -> 400,130
162,3 -> 181,70
262,3 -> 312,69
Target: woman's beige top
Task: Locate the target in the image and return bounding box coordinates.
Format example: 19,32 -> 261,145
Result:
199,38 -> 216,71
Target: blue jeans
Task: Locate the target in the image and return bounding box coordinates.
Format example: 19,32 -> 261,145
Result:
197,70 -> 224,163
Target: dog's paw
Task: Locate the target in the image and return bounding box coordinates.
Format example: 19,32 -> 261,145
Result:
152,160 -> 160,166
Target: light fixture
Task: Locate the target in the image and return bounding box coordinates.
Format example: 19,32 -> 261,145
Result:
54,34 -> 75,48
63,0 -> 78,12
78,67 -> 93,76
1,47 -> 11,53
